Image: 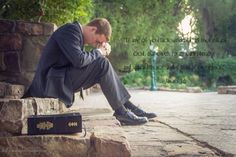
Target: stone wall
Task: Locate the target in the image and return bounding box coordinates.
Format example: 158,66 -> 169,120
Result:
0,19 -> 57,89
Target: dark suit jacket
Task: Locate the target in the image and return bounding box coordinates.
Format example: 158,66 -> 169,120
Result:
24,22 -> 102,107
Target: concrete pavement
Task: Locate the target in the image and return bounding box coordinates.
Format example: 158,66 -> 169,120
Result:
73,89 -> 236,157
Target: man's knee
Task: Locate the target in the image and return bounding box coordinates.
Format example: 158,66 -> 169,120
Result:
95,57 -> 111,71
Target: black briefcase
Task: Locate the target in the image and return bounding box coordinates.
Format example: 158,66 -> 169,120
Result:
27,112 -> 82,135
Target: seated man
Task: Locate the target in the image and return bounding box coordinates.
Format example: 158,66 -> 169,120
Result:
23,18 -> 157,125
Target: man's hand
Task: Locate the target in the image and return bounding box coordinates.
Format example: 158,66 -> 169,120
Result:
97,43 -> 111,56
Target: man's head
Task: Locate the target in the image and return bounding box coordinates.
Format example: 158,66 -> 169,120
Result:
82,18 -> 112,47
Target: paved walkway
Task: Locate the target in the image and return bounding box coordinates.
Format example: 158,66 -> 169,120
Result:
73,89 -> 236,157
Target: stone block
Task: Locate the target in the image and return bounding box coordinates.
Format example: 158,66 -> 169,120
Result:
22,37 -> 48,72
16,21 -> 43,35
217,86 -> 228,94
186,87 -> 202,93
33,98 -> 68,115
0,99 -> 34,134
90,126 -> 131,157
0,128 -> 131,157
5,83 -> 24,99
0,135 -> 90,157
0,82 -> 5,97
0,34 -> 22,51
43,23 -> 57,35
227,89 -> 236,94
218,85 -> 236,94
0,53 -> 6,71
0,20 -> 15,33
0,82 -> 24,99
0,98 -> 68,135
21,71 -> 35,89
4,51 -> 21,73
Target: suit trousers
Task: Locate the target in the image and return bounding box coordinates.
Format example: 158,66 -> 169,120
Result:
68,57 -> 131,110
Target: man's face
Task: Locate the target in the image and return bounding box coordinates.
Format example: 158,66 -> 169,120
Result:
86,27 -> 107,47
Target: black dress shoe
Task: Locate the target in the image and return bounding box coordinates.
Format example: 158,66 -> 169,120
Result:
131,108 -> 157,119
124,101 -> 157,119
113,110 -> 148,125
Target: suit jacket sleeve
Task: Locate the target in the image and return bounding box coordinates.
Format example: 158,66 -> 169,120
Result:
52,23 -> 102,68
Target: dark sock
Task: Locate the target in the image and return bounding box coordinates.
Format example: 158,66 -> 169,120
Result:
115,105 -> 127,115
124,100 -> 138,110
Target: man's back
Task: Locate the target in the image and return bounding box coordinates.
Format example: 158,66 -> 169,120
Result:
24,23 -> 84,106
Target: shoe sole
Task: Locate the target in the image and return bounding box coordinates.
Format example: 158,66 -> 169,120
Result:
116,118 -> 148,126
120,121 -> 147,126
134,114 -> 157,119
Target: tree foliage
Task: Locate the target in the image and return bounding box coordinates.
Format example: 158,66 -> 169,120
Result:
0,0 -> 93,25
188,0 -> 236,57
93,0 -> 188,70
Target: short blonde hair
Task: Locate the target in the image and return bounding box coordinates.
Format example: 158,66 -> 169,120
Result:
87,18 -> 112,41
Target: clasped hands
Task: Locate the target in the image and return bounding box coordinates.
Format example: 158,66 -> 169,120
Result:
97,42 -> 111,56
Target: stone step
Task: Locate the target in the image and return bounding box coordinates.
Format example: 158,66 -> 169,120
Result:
0,81 -> 97,100
159,86 -> 202,93
0,98 -> 68,135
0,82 -> 25,99
217,85 -> 236,94
0,114 -> 131,157
227,89 -> 236,94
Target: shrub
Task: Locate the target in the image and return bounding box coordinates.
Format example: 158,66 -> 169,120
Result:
206,57 -> 236,87
121,70 -> 152,87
